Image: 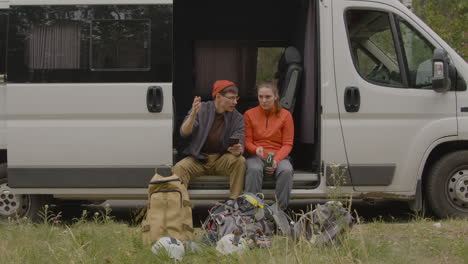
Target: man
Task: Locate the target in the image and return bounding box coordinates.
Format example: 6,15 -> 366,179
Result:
173,80 -> 245,198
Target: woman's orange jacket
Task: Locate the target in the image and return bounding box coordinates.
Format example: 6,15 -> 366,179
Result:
244,105 -> 294,163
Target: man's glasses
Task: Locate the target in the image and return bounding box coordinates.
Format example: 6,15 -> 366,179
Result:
220,94 -> 240,102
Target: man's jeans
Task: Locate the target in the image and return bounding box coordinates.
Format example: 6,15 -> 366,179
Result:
172,153 -> 246,199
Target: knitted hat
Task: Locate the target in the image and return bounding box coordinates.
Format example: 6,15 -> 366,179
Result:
212,80 -> 235,98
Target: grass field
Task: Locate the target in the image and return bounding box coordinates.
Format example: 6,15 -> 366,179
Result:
0,208 -> 467,264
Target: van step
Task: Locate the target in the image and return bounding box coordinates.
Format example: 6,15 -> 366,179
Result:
190,171 -> 318,182
188,170 -> 319,190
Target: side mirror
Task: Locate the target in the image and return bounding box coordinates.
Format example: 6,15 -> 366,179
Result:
432,48 -> 451,93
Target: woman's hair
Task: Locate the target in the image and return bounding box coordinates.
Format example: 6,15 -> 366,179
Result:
257,81 -> 282,115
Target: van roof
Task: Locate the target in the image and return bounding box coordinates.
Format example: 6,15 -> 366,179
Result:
345,0 -> 409,8
9,0 -> 172,5
8,0 -> 407,6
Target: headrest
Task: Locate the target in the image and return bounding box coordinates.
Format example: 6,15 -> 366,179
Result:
277,46 -> 302,73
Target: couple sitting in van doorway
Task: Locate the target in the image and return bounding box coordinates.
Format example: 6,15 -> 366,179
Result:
172,80 -> 246,199
173,80 -> 294,208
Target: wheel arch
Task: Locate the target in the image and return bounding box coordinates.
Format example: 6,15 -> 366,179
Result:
420,139 -> 468,194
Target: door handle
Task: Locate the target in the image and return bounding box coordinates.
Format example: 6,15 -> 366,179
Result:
344,86 -> 360,113
147,86 -> 164,113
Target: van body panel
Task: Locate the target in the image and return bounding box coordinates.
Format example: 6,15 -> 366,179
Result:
7,167 -> 162,188
0,85 -> 5,150
320,0 -> 349,180
333,0 -> 458,192
458,93 -> 468,138
456,63 -> 468,138
9,187 -> 414,201
0,9 -> 6,150
7,83 -> 172,167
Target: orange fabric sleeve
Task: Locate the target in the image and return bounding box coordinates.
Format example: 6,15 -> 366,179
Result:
274,111 -> 294,162
244,112 -> 258,155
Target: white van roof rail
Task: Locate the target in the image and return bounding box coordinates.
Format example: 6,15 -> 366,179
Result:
10,0 -> 172,6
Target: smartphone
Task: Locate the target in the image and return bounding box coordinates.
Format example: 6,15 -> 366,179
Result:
229,137 -> 240,146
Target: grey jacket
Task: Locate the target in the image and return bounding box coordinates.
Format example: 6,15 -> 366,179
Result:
181,101 -> 245,162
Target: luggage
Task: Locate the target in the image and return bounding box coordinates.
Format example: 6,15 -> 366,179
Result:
202,193 -> 354,249
202,193 -> 291,247
293,201 -> 354,245
142,169 -> 194,246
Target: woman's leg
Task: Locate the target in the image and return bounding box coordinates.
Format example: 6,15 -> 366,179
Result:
274,159 -> 294,209
244,156 -> 264,195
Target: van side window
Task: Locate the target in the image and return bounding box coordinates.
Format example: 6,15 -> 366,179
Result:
353,46 -> 381,76
397,18 -> 435,88
7,5 -> 172,83
91,20 -> 151,71
27,22 -> 82,70
346,10 -> 403,87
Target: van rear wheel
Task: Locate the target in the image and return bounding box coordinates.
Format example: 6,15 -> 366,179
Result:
426,151 -> 468,218
0,177 -> 50,222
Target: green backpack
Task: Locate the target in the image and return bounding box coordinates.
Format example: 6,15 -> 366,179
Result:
141,169 -> 194,246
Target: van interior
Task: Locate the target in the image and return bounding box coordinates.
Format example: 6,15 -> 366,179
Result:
173,0 -> 321,190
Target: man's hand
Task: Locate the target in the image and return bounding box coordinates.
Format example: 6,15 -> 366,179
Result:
265,160 -> 277,176
255,147 -> 264,159
191,96 -> 201,117
181,96 -> 201,137
228,143 -> 243,156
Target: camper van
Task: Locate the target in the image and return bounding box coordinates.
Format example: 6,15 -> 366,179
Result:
0,0 -> 467,220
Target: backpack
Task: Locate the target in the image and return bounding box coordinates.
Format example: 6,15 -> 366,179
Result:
202,193 -> 291,245
141,170 -> 194,246
292,201 -> 354,245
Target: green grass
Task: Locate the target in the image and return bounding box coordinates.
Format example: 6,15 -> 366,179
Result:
0,214 -> 467,264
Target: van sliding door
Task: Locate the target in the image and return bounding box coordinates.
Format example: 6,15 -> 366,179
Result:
6,3 -> 174,189
0,7 -> 7,152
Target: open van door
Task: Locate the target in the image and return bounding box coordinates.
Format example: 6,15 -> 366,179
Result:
0,3 -> 7,153
332,0 -> 457,192
6,3 -> 173,190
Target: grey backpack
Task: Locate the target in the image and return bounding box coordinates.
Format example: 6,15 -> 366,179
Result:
293,201 -> 354,245
202,193 -> 292,244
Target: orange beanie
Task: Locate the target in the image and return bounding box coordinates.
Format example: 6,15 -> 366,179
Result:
212,80 -> 235,98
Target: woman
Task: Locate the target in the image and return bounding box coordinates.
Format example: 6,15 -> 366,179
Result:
244,81 -> 294,209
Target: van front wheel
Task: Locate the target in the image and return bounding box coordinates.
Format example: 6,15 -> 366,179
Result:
426,151 -> 468,218
0,177 -> 49,222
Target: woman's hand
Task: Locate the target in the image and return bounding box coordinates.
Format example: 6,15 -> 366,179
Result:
256,147 -> 264,158
265,160 -> 277,176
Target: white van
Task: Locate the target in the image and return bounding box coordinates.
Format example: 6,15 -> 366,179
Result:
0,0 -> 466,220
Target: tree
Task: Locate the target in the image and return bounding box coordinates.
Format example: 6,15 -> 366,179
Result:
412,0 -> 467,61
